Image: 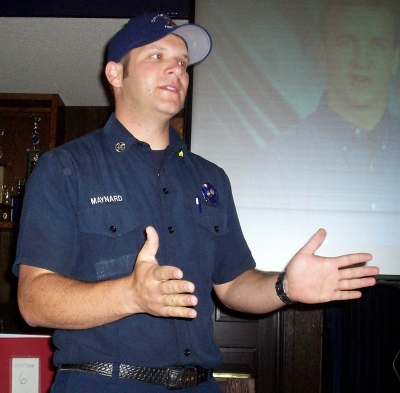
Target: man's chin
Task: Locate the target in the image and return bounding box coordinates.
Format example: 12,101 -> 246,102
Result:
339,88 -> 382,109
159,103 -> 185,118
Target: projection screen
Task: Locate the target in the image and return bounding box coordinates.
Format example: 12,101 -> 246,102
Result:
192,0 -> 400,277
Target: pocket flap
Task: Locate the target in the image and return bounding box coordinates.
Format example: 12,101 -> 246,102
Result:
191,204 -> 228,236
77,205 -> 143,237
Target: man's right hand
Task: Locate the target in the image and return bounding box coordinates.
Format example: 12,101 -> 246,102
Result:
18,226 -> 197,330
127,226 -> 198,319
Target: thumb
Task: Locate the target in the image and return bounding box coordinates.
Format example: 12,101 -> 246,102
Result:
138,226 -> 160,265
298,228 -> 326,255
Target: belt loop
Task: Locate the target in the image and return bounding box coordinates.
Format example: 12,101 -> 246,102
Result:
111,363 -> 120,384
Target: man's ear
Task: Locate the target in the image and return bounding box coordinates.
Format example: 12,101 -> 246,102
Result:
105,61 -> 123,87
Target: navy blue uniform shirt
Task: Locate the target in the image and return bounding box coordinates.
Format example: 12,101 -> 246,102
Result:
246,95 -> 400,256
14,113 -> 255,369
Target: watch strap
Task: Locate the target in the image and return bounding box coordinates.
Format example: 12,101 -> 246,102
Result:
275,272 -> 296,305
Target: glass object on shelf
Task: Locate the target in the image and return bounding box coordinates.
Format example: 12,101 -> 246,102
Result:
1,184 -> 11,206
0,128 -> 4,159
1,179 -> 26,222
27,148 -> 41,176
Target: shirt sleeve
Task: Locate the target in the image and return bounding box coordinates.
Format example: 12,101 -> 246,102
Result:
13,149 -> 80,277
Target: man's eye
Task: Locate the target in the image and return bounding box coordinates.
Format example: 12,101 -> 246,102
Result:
179,61 -> 187,68
151,54 -> 162,59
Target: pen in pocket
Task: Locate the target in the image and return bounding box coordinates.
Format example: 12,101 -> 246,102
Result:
196,195 -> 202,213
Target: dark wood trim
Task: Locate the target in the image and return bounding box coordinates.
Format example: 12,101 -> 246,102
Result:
213,294 -> 323,393
0,0 -> 193,19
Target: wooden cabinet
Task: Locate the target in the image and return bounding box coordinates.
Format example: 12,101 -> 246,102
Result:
0,93 -> 65,227
213,295 -> 323,393
0,93 -> 65,332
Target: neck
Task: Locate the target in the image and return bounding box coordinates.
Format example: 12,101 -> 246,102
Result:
115,107 -> 170,150
326,94 -> 386,132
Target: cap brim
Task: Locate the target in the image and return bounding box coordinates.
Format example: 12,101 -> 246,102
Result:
173,24 -> 212,66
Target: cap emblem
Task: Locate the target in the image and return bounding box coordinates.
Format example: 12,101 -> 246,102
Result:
151,14 -> 177,29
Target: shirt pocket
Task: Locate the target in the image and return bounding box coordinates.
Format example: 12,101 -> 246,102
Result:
76,205 -> 146,281
189,203 -> 229,285
190,203 -> 228,236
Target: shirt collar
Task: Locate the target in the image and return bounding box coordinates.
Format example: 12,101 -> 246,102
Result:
103,113 -> 138,153
103,112 -> 188,155
316,93 -> 395,136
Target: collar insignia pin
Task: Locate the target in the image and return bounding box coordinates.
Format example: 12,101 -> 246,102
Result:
115,142 -> 126,152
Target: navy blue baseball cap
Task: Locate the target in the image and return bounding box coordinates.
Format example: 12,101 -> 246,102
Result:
107,13 -> 212,66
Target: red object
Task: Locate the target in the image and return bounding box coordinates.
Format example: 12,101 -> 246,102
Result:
0,334 -> 56,393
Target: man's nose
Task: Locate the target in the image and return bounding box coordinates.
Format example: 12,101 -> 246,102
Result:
352,42 -> 370,68
166,60 -> 183,78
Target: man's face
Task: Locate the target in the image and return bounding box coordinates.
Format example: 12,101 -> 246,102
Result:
120,34 -> 189,119
319,5 -> 398,109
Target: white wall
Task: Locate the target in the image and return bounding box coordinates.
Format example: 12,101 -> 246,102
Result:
191,0 -> 400,275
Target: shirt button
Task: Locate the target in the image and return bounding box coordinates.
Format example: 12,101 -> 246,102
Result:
168,227 -> 174,233
184,348 -> 191,356
214,225 -> 219,233
163,188 -> 169,194
110,226 -> 117,233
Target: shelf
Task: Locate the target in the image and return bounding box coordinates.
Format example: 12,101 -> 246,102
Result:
0,107 -> 52,113
0,222 -> 18,229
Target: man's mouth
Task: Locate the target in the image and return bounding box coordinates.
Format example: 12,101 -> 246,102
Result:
349,74 -> 372,88
162,85 -> 179,93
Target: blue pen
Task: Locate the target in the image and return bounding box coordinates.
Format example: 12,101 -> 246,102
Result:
196,195 -> 202,213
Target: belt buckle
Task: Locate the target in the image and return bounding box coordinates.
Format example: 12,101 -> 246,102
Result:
166,366 -> 197,390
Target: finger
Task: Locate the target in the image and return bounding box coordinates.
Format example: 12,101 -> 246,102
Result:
135,226 -> 159,266
338,276 -> 377,291
333,290 -> 363,301
138,227 -> 184,281
338,265 -> 379,280
165,306 -> 197,319
162,278 -> 195,295
142,227 -> 186,281
152,265 -> 184,282
165,293 -> 198,308
335,253 -> 374,269
142,227 -> 159,261
298,228 -> 326,255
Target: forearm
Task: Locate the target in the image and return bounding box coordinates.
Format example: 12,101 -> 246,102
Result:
18,265 -> 135,330
214,228 -> 379,311
214,269 -> 286,314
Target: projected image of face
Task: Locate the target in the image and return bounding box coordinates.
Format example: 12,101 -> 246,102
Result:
318,4 -> 398,120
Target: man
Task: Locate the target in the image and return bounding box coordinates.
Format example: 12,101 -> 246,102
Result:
247,0 -> 400,256
316,0 -> 399,132
13,13 -> 378,393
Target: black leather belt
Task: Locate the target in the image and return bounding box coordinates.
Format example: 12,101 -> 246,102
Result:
60,361 -> 210,390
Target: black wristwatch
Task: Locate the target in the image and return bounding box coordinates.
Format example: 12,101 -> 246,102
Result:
275,272 -> 297,305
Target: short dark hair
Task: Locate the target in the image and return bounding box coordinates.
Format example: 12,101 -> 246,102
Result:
120,51 -> 131,78
319,0 -> 400,48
